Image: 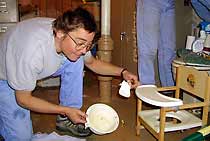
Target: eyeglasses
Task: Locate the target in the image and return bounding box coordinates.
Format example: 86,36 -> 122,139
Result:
66,33 -> 95,51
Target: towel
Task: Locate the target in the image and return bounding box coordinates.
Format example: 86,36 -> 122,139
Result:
32,132 -> 86,141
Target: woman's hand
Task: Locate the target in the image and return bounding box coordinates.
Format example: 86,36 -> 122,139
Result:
64,107 -> 87,124
121,70 -> 140,89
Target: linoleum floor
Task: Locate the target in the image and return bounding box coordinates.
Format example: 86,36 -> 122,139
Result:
31,71 -> 199,141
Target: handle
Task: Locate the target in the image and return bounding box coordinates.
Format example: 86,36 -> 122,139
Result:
0,26 -> 7,33
0,1 -> 8,13
120,32 -> 126,41
0,1 -> 6,8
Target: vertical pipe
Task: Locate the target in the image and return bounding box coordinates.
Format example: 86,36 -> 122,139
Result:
101,0 -> 110,35
97,0 -> 113,102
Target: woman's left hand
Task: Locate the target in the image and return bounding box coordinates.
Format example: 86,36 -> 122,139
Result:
121,70 -> 140,89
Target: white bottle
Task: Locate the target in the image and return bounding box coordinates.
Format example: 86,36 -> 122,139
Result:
192,30 -> 206,53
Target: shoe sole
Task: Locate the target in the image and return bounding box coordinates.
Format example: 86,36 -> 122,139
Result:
56,126 -> 92,138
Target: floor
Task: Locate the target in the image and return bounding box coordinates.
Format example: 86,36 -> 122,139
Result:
31,70 -> 200,141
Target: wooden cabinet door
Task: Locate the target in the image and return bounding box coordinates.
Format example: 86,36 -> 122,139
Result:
111,0 -> 138,75
32,0 -> 82,18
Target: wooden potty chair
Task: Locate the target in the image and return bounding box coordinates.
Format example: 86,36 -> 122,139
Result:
135,66 -> 210,141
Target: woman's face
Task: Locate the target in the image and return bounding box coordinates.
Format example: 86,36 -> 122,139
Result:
59,28 -> 95,61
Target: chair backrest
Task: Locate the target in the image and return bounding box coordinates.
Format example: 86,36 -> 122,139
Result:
176,66 -> 210,100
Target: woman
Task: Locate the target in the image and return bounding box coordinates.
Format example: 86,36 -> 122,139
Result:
0,7 -> 139,140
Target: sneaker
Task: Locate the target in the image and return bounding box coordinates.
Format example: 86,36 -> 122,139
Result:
56,115 -> 92,137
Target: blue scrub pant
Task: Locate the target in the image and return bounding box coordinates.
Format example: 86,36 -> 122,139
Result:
0,57 -> 84,140
0,80 -> 32,141
53,57 -> 84,108
136,0 -> 176,86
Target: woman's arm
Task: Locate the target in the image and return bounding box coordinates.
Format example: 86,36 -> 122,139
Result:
15,90 -> 87,124
84,56 -> 139,88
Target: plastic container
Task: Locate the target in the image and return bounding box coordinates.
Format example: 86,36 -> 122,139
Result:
85,103 -> 119,135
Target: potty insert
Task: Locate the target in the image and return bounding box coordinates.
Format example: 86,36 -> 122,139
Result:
85,103 -> 119,135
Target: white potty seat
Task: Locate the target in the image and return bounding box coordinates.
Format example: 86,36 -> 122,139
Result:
138,109 -> 202,133
135,85 -> 202,133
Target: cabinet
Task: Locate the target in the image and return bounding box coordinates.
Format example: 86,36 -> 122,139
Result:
111,0 -> 138,75
0,0 -> 18,39
28,0 -> 99,20
31,0 -> 82,18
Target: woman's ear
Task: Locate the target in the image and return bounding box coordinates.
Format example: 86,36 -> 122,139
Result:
55,31 -> 65,39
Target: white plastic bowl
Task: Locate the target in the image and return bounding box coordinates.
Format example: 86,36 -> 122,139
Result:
85,103 -> 119,135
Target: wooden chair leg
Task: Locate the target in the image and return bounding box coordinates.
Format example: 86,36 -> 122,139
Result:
136,99 -> 142,136
202,105 -> 208,126
159,108 -> 166,141
136,117 -> 141,135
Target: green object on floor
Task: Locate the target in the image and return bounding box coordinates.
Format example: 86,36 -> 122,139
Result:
182,132 -> 204,141
176,48 -> 210,65
182,125 -> 210,141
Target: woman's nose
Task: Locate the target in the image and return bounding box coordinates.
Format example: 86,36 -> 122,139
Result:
81,47 -> 88,54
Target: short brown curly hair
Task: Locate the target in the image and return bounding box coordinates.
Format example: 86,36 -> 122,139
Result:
52,7 -> 97,34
